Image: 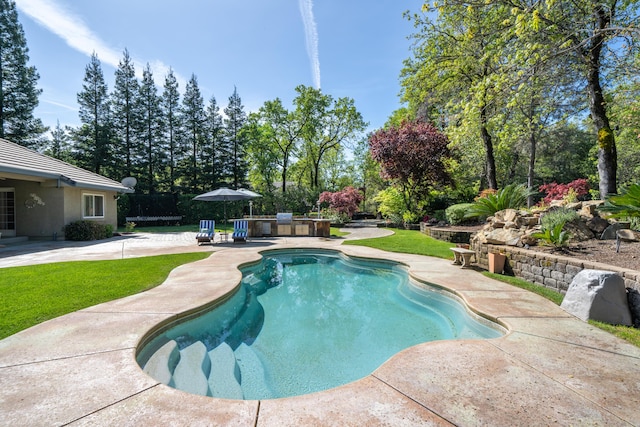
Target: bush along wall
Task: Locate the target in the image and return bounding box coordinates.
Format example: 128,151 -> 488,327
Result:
64,220 -> 113,241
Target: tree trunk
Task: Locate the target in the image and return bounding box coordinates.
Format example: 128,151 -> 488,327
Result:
587,5 -> 617,199
527,131 -> 536,207
479,106 -> 498,190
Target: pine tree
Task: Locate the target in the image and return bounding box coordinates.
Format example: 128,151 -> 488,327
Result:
223,87 -> 248,189
0,0 -> 45,147
45,120 -> 72,162
180,74 -> 205,192
202,96 -> 224,188
161,69 -> 181,193
75,52 -> 111,175
138,63 -> 163,193
111,49 -> 140,178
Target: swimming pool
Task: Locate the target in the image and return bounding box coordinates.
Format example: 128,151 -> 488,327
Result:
137,249 -> 504,399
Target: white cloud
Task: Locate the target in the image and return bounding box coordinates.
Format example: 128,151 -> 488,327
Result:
15,0 -> 185,88
298,0 -> 321,89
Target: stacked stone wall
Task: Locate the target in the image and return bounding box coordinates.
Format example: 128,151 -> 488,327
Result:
421,226 -> 473,244
473,243 -> 640,293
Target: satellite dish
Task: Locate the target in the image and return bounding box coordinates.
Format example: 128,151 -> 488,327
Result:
121,177 -> 137,188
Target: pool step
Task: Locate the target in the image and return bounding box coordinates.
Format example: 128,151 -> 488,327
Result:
172,341 -> 211,396
208,342 -> 243,399
235,343 -> 272,399
141,340 -> 179,385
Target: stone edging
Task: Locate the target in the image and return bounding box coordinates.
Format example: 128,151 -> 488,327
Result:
473,243 -> 640,293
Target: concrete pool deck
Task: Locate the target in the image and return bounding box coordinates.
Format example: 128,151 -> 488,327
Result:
0,229 -> 639,426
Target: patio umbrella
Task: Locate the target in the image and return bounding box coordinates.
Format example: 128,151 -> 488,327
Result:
192,188 -> 255,234
237,188 -> 262,198
236,188 -> 262,218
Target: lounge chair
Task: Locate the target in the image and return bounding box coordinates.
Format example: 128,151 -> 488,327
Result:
232,220 -> 248,243
196,220 -> 215,245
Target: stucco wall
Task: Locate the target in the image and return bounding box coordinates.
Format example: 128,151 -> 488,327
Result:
63,187 -> 118,239
3,179 -> 118,239
5,179 -> 65,239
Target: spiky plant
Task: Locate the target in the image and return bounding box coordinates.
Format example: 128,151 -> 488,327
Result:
599,183 -> 640,222
531,221 -> 571,248
465,183 -> 534,219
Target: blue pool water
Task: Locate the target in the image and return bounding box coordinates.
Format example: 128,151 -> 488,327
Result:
137,249 -> 503,399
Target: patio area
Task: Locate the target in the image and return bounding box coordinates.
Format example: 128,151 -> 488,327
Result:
0,230 -> 639,426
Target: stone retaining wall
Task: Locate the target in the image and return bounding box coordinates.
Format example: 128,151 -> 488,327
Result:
473,243 -> 640,293
421,225 -> 473,244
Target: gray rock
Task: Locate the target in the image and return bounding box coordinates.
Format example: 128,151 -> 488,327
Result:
585,216 -> 610,235
627,288 -> 640,328
565,220 -> 595,241
561,270 -> 632,326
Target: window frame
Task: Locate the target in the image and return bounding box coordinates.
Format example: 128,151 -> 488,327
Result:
82,193 -> 105,219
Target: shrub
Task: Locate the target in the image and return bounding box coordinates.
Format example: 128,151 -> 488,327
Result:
445,203 -> 474,225
539,179 -> 589,205
318,186 -> 363,219
540,207 -> 580,231
599,183 -> 640,223
402,210 -> 421,224
465,184 -> 533,219
64,220 -> 113,241
531,221 -> 571,248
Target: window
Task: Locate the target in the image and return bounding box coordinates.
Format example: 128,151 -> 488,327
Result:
0,189 -> 15,230
83,193 -> 104,218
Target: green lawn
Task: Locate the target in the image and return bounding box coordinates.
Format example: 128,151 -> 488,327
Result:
0,252 -> 209,339
343,228 -> 456,259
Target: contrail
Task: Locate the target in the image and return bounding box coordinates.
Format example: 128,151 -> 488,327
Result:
15,0 -> 185,87
298,0 -> 321,89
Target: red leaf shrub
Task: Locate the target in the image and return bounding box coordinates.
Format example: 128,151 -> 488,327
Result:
539,178 -> 589,204
368,120 -> 451,187
318,186 -> 363,218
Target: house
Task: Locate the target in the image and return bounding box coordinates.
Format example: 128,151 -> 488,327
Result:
0,138 -> 133,240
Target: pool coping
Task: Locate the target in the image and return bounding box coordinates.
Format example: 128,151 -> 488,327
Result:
1,238 -> 639,426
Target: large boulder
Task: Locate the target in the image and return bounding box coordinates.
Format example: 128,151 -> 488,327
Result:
564,220 -> 596,241
585,216 -> 610,235
561,270 -> 632,326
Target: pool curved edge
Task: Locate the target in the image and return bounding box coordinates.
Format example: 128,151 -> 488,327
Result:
134,247 -> 509,399
2,241 -> 635,426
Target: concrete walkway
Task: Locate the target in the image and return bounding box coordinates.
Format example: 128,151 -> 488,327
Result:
0,229 -> 639,426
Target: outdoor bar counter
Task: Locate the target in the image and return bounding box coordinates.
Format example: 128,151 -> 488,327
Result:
240,215 -> 331,238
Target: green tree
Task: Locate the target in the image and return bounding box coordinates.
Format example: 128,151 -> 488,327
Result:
295,85 -> 367,189
257,98 -> 304,194
610,53 -> 640,187
75,52 -> 111,175
0,0 -> 45,147
180,74 -> 205,192
244,112 -> 279,195
402,3 -> 510,190
224,87 -> 248,189
505,0 -> 640,198
138,63 -> 162,193
202,95 -> 224,189
110,49 -> 140,178
161,68 -> 181,193
44,120 -> 72,162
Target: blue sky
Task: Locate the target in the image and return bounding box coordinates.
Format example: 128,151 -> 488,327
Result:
15,0 -> 424,136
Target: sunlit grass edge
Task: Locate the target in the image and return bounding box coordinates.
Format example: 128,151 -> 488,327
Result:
342,228 -> 455,259
0,252 -> 209,339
